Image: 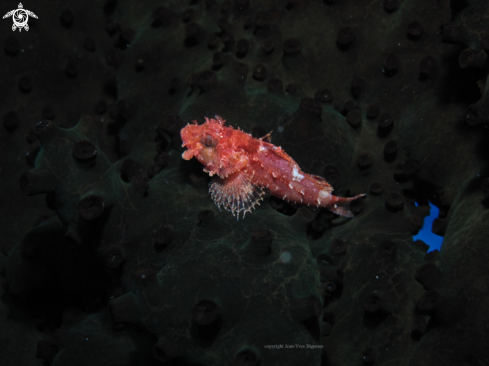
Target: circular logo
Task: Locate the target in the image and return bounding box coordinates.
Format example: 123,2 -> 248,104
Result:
12,9 -> 29,28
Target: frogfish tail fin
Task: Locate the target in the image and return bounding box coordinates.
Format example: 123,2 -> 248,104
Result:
326,194 -> 366,218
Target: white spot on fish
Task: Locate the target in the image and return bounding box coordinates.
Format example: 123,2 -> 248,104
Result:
292,167 -> 304,181
318,190 -> 330,199
288,182 -> 293,189
259,145 -> 266,151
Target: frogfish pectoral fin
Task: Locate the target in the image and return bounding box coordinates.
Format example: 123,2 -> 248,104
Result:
326,194 -> 366,218
209,173 -> 265,220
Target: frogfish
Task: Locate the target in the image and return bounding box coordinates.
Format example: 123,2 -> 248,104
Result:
180,115 -> 365,220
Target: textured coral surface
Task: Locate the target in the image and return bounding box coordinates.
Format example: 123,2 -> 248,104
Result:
1,0 -> 489,365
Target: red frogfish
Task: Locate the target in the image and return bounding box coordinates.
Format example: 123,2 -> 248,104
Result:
180,115 -> 365,219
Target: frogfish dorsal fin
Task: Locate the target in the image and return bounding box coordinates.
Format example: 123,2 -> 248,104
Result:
209,173 -> 265,220
260,131 -> 273,142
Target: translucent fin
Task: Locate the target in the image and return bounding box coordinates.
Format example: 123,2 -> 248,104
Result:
209,173 -> 265,220
326,194 -> 366,218
260,131 -> 273,142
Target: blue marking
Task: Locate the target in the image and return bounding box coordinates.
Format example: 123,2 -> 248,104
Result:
413,201 -> 443,252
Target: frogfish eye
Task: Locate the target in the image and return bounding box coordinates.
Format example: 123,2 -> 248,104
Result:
203,135 -> 215,147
